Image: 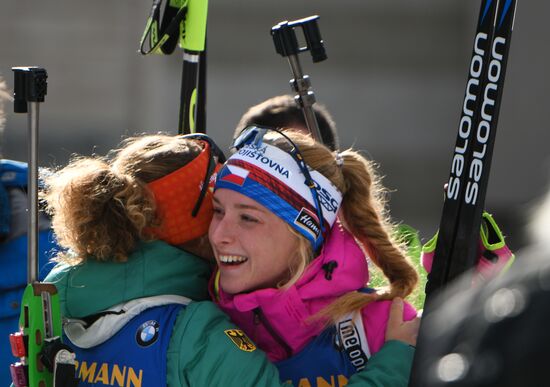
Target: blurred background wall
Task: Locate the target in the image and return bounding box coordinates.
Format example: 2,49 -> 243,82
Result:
1,0 -> 548,250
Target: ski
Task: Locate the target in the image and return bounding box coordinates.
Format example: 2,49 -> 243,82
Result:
424,0 -> 518,299
409,2 -> 518,383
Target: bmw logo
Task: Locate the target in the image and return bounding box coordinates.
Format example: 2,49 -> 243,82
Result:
136,320 -> 160,347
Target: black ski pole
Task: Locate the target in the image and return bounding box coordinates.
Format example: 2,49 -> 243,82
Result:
272,15 -> 334,148
178,43 -> 207,134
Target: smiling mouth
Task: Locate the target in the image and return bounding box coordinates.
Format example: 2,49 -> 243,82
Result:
218,255 -> 249,266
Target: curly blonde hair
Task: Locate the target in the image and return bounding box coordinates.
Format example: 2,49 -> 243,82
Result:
270,131 -> 418,322
44,134 -> 204,264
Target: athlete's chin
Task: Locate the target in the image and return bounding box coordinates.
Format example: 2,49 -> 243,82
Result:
219,271 -> 253,295
220,281 -> 251,295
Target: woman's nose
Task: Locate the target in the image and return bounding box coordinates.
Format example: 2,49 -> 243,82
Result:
209,214 -> 234,246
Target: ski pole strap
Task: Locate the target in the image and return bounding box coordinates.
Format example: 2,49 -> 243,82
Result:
140,0 -> 208,55
140,0 -> 188,55
422,212 -> 515,285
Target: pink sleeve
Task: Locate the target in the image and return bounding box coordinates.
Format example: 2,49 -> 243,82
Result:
360,299 -> 417,354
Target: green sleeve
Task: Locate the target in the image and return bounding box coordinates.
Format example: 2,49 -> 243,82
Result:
346,340 -> 415,387
169,302 -> 413,387
168,301 -> 291,387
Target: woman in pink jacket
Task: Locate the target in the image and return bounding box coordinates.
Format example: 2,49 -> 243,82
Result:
209,126 -> 419,386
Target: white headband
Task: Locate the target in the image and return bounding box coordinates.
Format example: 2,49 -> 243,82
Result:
216,141 -> 343,249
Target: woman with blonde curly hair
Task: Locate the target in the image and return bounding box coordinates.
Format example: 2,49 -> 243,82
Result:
209,126 -> 420,386
42,133 -> 295,386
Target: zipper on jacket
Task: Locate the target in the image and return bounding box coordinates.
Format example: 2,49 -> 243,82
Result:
253,307 -> 293,358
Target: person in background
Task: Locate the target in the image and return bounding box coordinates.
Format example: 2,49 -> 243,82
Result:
0,76 -> 57,385
210,126 -> 420,386
235,94 -> 339,151
236,94 -> 424,286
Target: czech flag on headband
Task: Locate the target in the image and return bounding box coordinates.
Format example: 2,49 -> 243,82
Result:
218,164 -> 249,186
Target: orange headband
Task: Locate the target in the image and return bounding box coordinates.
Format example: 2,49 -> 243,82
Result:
146,141 -> 217,245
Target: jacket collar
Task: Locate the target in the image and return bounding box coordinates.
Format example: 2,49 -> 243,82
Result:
213,221 -> 370,313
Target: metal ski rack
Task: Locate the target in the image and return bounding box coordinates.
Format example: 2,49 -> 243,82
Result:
9,67 -> 78,387
12,67 -> 47,284
271,15 -> 330,146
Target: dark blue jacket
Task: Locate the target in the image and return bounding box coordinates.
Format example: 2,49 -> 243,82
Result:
0,160 -> 58,385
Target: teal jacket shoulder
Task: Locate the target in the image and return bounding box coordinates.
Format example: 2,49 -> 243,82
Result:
45,241 -> 289,386
169,301 -> 289,387
45,240 -> 212,317
168,304 -> 414,387
348,340 -> 415,386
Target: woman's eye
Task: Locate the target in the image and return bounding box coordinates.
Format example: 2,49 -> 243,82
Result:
213,207 -> 224,216
241,214 -> 258,223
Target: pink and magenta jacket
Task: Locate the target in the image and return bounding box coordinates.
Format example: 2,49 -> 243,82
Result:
211,222 -> 417,362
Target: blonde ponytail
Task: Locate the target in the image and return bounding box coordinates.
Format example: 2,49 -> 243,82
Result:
269,130 -> 418,323
339,151 -> 418,296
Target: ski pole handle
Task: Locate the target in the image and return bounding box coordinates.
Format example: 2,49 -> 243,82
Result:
12,66 -> 47,284
271,15 -> 327,145
272,15 -> 326,62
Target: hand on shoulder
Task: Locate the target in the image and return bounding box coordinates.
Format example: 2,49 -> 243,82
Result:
385,297 -> 420,346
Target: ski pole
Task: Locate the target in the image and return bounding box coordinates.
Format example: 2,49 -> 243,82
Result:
271,15 -> 333,147
8,67 -> 78,387
140,0 -> 208,134
178,0 -> 207,134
